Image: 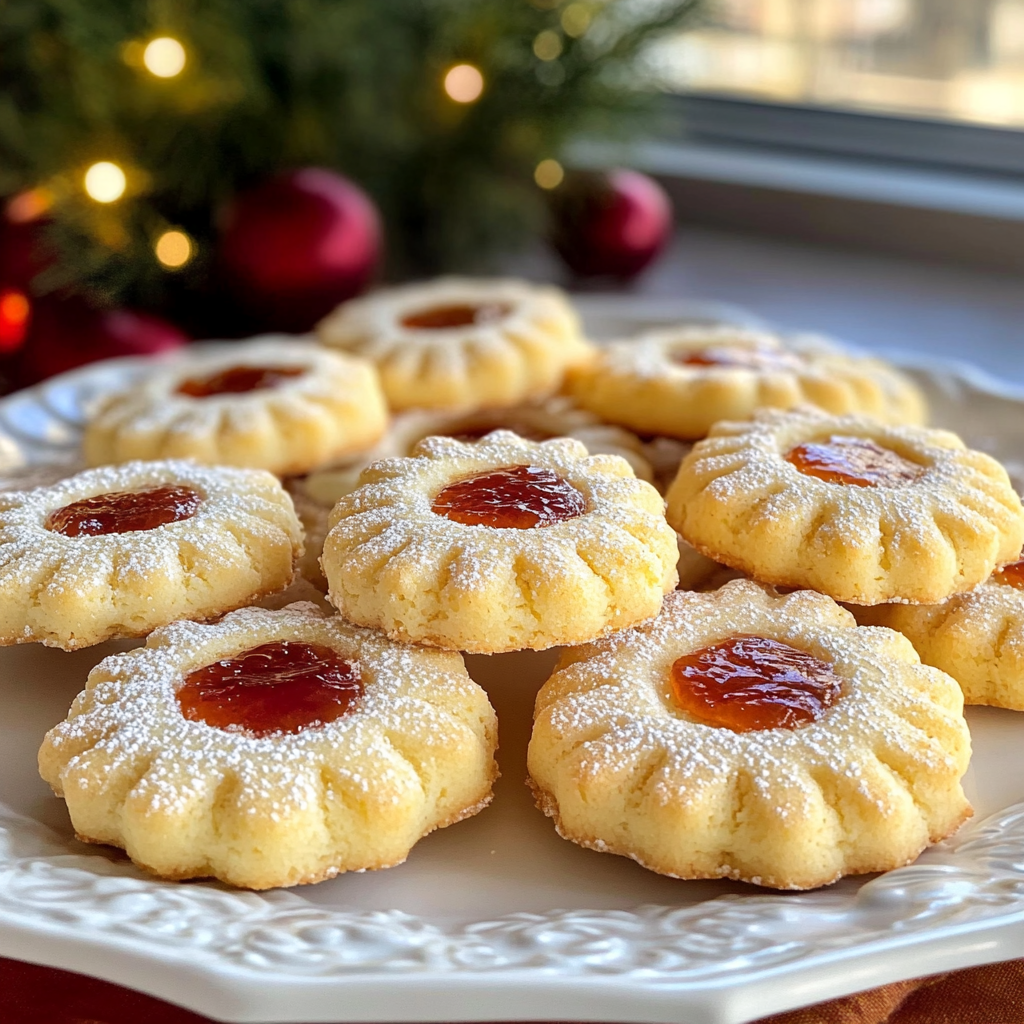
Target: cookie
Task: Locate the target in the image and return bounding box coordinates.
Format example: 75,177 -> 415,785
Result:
0,460 -> 302,649
316,277 -> 593,412
38,602 -> 498,889
321,431 -> 678,653
855,554 -> 1024,709
83,339 -> 388,476
528,580 -> 971,890
563,326 -> 926,440
667,409 -> 1024,605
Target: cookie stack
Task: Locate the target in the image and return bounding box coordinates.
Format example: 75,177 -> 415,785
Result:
8,278 -> 1009,893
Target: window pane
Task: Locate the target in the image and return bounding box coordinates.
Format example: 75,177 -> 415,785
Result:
655,0 -> 1024,128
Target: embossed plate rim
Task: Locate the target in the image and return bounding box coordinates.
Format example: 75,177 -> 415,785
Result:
2,297 -> 1024,1024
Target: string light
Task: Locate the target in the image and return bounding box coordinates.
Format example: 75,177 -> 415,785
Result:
533,30 -> 563,61
561,4 -> 592,37
534,159 -> 564,189
84,162 -> 126,203
444,64 -> 484,103
143,37 -> 187,78
155,230 -> 192,268
0,288 -> 30,354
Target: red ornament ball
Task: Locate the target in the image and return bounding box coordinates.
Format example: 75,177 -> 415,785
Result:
549,169 -> 672,279
219,168 -> 382,333
12,296 -> 188,388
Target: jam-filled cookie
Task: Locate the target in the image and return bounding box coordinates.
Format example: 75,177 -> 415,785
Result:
321,431 -> 678,653
667,409 -> 1024,605
288,400 -> 653,592
0,460 -> 302,650
528,580 -> 971,890
316,277 -> 593,412
38,602 -> 498,889
563,326 -> 926,440
856,553 -> 1024,710
83,339 -> 388,477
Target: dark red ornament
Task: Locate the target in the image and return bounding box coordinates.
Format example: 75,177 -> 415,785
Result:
0,215 -> 51,291
549,169 -> 672,279
218,168 -> 381,333
12,296 -> 188,388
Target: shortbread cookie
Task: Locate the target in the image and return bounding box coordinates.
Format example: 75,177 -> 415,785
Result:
39,602 -> 498,889
528,580 -> 971,890
322,431 -> 678,653
667,409 -> 1024,605
316,277 -> 593,412
0,460 -> 302,650
855,554 -> 1024,709
564,326 -> 926,440
83,339 -> 388,476
285,477 -> 331,590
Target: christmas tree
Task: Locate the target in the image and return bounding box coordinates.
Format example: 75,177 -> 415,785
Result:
0,0 -> 697,336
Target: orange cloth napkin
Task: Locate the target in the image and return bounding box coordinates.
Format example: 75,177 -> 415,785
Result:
3,956 -> 1024,1023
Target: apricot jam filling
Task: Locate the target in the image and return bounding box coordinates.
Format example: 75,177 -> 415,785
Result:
400,302 -> 511,330
177,365 -> 304,397
786,435 -> 924,487
670,635 -> 842,732
177,641 -> 362,737
994,556 -> 1024,589
46,485 -> 202,537
431,464 -> 586,529
675,346 -> 803,371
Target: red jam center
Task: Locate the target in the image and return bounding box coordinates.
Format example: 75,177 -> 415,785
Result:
675,346 -> 803,371
670,635 -> 842,732
177,641 -> 362,737
431,464 -> 586,529
177,365 -> 304,397
994,556 -> 1024,589
46,485 -> 202,537
400,302 -> 511,330
786,435 -> 924,487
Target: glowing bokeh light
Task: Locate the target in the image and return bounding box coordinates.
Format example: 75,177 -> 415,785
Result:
5,188 -> 53,223
561,4 -> 592,37
533,30 -> 563,61
444,64 -> 485,103
534,159 -> 565,189
144,37 -> 187,78
84,162 -> 127,203
155,230 -> 192,268
0,288 -> 30,353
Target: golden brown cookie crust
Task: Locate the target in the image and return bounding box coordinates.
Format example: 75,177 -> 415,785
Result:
0,460 -> 302,649
528,580 -> 972,890
855,573 -> 1024,709
316,277 -> 593,412
321,431 -> 679,653
666,409 -> 1024,605
563,326 -> 927,440
83,339 -> 388,476
38,602 -> 498,890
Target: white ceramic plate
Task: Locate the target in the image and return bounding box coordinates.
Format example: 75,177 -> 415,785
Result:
2,299 -> 1024,1024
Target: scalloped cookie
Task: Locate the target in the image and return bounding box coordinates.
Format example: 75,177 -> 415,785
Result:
39,602 -> 498,889
0,460 -> 302,649
528,580 -> 971,890
667,409 -> 1024,605
321,431 -> 678,653
83,339 -> 388,476
855,554 -> 1024,710
564,326 -> 926,440
316,277 -> 593,412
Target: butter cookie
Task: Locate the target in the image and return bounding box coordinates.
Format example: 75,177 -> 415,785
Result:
667,410 -> 1024,605
528,580 -> 971,890
0,460 -> 302,649
39,602 -> 497,889
856,553 -> 1024,709
316,277 -> 593,412
321,431 -> 678,652
83,339 -> 387,476
564,326 -> 926,440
